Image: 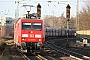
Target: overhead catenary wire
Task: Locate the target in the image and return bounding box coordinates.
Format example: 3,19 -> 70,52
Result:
0,0 -> 90,3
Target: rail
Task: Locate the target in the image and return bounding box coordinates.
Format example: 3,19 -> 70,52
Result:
46,40 -> 90,60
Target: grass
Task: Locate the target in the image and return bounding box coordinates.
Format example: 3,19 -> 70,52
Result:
0,39 -> 6,51
0,44 -> 11,60
0,39 -> 4,46
2,47 -> 10,60
1,55 -> 9,60
0,38 -> 14,60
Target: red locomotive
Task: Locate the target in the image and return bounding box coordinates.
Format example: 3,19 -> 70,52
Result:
14,3 -> 45,52
14,18 -> 45,51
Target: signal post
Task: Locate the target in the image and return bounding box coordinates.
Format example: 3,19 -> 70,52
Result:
66,4 -> 71,47
37,3 -> 41,19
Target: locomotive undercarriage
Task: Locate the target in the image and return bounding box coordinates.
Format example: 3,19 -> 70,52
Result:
21,42 -> 43,52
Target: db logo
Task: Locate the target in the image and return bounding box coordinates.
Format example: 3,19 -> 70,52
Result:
30,34 -> 34,37
31,31 -> 33,33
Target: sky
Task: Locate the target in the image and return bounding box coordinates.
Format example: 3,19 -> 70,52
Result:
0,0 -> 85,18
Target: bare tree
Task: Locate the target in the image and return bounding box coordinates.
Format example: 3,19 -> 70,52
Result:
79,0 -> 90,30
43,15 -> 76,29
43,15 -> 60,28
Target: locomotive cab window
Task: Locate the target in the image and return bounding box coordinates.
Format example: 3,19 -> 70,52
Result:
22,22 -> 31,30
32,23 -> 42,30
22,22 -> 42,30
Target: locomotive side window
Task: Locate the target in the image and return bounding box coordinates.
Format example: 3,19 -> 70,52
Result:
22,22 -> 31,30
32,23 -> 42,30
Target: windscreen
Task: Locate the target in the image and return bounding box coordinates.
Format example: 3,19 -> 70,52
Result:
32,23 -> 42,30
22,23 -> 31,30
22,22 -> 42,30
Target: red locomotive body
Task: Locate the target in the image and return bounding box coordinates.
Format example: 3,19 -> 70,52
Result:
14,18 -> 45,52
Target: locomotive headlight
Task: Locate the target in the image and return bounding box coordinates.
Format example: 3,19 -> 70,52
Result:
22,39 -> 24,40
39,39 -> 41,41
22,38 -> 26,40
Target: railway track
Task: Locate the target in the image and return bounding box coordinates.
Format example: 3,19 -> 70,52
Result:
17,48 -> 30,60
0,44 -> 48,60
1,44 -> 60,60
17,48 -> 48,60
53,39 -> 90,57
46,40 -> 90,60
35,53 -> 48,60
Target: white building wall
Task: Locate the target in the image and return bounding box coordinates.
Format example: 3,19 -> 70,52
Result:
0,17 -> 6,26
